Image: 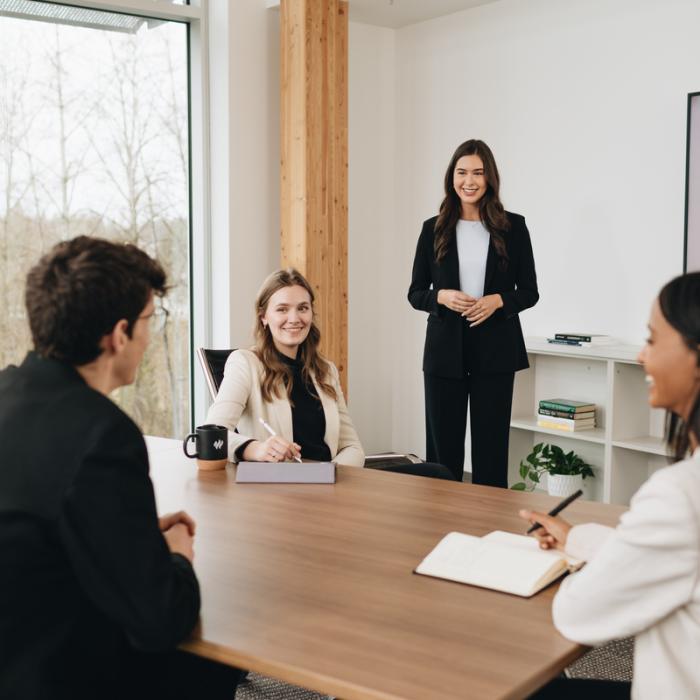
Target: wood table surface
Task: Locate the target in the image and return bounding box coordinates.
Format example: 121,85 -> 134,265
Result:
147,436 -> 626,700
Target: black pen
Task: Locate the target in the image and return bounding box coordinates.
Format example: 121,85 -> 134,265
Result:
526,489 -> 583,534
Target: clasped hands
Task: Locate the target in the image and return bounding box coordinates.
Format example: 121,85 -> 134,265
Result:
159,510 -> 196,562
437,289 -> 503,327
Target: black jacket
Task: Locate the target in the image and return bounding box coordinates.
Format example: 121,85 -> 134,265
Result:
408,212 -> 539,377
0,353 -> 200,700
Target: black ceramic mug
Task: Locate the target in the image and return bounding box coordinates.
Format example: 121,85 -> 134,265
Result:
183,424 -> 228,470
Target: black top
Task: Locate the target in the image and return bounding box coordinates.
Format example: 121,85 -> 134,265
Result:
408,211 -> 539,378
279,352 -> 332,462
0,352 -> 200,700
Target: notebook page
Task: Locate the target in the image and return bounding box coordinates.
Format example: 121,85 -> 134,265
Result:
415,532 -> 566,597
483,530 -> 583,569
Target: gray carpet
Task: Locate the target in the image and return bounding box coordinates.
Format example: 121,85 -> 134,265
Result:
236,673 -> 331,700
566,637 -> 634,682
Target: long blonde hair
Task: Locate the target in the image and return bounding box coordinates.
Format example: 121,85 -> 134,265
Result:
253,268 -> 337,403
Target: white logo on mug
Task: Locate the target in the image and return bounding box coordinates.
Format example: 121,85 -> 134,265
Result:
213,439 -> 224,450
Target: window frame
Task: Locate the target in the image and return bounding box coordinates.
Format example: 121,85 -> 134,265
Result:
35,0 -> 212,430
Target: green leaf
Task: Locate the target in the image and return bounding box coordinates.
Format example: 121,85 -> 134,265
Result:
511,482 -> 527,491
519,463 -> 529,479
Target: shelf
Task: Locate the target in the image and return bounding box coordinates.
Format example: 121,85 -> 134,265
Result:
525,336 -> 641,362
510,417 -> 606,444
612,436 -> 667,456
511,341 -> 659,505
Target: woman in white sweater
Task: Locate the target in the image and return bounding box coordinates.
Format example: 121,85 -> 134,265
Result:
207,268 -> 364,466
523,272 -> 700,700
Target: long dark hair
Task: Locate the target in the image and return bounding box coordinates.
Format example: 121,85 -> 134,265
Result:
658,272 -> 700,460
434,139 -> 510,265
253,268 -> 337,403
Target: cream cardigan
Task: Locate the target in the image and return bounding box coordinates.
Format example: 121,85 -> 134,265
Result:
206,349 -> 365,467
554,450 -> 700,699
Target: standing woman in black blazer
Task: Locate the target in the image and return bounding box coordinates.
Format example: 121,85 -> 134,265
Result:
408,139 -> 538,485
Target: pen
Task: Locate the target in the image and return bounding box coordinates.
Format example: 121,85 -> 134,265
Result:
526,489 -> 583,534
258,418 -> 303,463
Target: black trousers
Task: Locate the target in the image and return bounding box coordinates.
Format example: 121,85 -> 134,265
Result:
527,677 -> 631,699
377,462 -> 456,480
424,370 -> 514,485
127,649 -> 243,700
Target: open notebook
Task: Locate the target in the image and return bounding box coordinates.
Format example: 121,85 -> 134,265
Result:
414,530 -> 583,598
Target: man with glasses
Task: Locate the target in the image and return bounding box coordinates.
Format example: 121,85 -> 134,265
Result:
0,236 -> 240,699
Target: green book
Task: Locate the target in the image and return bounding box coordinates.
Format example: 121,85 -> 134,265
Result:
538,398 -> 596,414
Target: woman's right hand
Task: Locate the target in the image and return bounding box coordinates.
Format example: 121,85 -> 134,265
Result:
437,289 -> 476,313
243,436 -> 302,462
519,509 -> 572,552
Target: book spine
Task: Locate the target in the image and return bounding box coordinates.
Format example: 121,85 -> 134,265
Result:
537,420 -> 576,432
539,407 -> 578,418
554,334 -> 593,342
537,415 -> 595,427
538,400 -> 579,413
538,408 -> 595,419
536,420 -> 596,432
546,338 -> 582,346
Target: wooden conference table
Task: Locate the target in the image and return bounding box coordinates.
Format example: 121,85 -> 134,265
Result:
146,437 -> 625,700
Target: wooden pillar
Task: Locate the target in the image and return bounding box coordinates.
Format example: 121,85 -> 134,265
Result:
280,0 -> 348,391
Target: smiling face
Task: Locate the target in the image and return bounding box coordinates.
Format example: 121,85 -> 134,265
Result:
262,285 -> 313,358
638,298 -> 700,420
453,154 -> 487,217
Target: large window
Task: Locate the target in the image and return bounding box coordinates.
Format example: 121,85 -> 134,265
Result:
0,0 -> 193,437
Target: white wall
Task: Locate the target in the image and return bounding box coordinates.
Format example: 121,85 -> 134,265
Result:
210,0 -> 700,463
348,0 -> 700,460
209,0 -> 280,353
348,22 -> 396,453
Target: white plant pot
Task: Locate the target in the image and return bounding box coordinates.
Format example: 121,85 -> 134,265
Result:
547,473 -> 583,498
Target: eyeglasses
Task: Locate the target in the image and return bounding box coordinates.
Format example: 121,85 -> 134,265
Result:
138,304 -> 169,332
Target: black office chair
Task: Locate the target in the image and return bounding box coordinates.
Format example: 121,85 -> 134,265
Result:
196,347 -> 424,471
196,348 -> 234,399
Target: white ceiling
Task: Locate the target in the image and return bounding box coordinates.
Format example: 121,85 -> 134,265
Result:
346,0 -> 503,28
266,0 -> 504,29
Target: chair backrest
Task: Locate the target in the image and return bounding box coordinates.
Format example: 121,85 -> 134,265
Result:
196,348 -> 235,400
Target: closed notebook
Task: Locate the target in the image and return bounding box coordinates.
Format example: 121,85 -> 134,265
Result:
236,461 -> 336,483
414,530 -> 583,597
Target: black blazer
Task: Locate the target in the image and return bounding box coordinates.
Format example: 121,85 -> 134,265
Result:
408,212 -> 539,378
0,353 -> 200,700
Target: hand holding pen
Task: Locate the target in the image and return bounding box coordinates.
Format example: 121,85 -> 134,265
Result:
518,489 -> 583,551
258,418 -> 303,463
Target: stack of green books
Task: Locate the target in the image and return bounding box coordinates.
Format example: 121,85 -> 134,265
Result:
537,398 -> 596,432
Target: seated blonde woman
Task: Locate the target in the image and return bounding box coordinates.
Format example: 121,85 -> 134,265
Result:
207,268 -> 364,466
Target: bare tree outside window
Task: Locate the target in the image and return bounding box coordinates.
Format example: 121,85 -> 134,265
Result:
0,5 -> 190,437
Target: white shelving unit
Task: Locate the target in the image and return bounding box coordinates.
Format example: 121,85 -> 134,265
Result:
508,337 -> 668,504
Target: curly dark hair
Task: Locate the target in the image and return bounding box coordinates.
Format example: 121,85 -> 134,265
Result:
658,272 -> 700,461
25,236 -> 167,365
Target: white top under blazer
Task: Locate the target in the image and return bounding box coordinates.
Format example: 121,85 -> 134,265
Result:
554,450 -> 700,700
455,218 -> 490,299
206,349 -> 365,467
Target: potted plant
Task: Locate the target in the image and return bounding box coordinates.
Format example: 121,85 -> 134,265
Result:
511,442 -> 595,496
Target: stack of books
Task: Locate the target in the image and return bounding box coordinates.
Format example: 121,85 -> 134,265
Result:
537,398 -> 596,432
546,333 -> 613,347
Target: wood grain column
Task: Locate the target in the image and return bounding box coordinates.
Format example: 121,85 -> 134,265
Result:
280,0 -> 348,391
